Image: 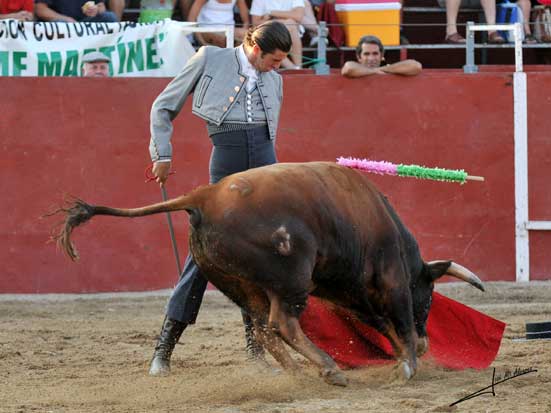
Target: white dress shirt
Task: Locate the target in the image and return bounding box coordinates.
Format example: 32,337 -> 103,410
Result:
237,45 -> 258,93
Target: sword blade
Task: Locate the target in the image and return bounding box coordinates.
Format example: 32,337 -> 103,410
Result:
161,185 -> 182,277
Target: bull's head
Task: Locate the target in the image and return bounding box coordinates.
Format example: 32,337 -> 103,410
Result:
411,261 -> 485,355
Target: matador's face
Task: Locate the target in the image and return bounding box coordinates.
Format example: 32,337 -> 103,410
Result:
252,46 -> 288,72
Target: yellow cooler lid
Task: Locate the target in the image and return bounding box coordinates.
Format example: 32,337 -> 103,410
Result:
335,3 -> 402,11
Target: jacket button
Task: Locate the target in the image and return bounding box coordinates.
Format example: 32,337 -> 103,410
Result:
229,96 -> 234,103
223,106 -> 228,111
234,86 -> 240,92
240,76 -> 245,83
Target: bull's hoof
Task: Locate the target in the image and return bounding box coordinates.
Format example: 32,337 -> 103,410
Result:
390,360 -> 416,384
416,336 -> 429,357
320,368 -> 348,387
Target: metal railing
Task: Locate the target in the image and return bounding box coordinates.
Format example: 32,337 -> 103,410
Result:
308,21 -> 551,75
464,21 -> 524,73
459,22 -> 551,282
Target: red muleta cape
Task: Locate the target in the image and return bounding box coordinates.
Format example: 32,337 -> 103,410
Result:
300,292 -> 505,370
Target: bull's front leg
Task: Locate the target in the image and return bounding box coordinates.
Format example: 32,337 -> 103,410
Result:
380,290 -> 418,383
416,335 -> 429,357
383,323 -> 418,383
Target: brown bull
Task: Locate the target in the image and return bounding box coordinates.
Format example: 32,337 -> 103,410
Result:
53,161 -> 484,386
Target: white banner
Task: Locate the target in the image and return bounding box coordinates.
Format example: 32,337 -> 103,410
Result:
0,19 -> 199,77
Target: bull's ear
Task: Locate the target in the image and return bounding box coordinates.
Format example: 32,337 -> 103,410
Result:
427,260 -> 452,281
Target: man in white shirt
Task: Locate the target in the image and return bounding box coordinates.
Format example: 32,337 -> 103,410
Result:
251,0 -> 305,69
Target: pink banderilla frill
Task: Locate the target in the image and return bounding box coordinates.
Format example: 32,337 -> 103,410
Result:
336,157 -> 398,176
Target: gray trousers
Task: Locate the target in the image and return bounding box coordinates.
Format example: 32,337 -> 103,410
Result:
166,125 -> 276,323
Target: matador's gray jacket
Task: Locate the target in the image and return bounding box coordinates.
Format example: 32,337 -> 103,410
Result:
149,45 -> 284,162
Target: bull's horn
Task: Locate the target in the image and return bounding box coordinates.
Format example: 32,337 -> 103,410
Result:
428,261 -> 485,292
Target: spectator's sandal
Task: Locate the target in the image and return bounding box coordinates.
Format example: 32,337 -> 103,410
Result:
488,32 -> 506,44
445,33 -> 466,44
524,34 -> 538,44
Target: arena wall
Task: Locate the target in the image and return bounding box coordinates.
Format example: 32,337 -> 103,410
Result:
1,70 -> 550,293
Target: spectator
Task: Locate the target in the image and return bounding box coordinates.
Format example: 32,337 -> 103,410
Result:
251,0 -> 305,69
341,35 -> 422,78
301,0 -> 324,45
497,0 -> 537,43
105,0 -> 128,21
188,0 -> 250,47
176,0 -> 194,20
35,0 -> 118,22
81,51 -> 111,77
0,0 -> 33,20
438,0 -> 505,43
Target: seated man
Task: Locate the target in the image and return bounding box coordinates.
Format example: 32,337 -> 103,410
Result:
341,35 -> 422,78
0,0 -> 33,20
81,51 -> 110,77
251,0 -> 305,69
35,0 -> 118,22
438,0 -> 505,43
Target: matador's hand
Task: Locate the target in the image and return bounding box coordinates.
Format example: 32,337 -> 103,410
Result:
152,161 -> 172,186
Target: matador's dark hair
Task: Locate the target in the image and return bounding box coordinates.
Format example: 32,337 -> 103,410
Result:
244,21 -> 292,55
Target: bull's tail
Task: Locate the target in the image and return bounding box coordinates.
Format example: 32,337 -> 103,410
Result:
49,192 -> 199,261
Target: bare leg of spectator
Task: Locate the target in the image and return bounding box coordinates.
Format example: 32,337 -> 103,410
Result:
302,1 -> 324,46
195,32 -> 226,47
480,0 -> 505,42
277,18 -> 303,69
302,1 -> 318,36
480,0 -> 497,25
516,0 -> 534,37
445,0 -> 462,39
178,0 -> 194,20
108,0 -> 126,21
196,28 -> 248,47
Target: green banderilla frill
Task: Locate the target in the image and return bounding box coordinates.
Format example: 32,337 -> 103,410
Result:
396,164 -> 468,184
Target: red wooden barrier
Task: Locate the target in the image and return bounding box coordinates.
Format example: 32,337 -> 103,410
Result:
1,70 -> 549,293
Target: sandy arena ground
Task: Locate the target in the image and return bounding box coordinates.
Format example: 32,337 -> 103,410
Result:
1,281 -> 550,413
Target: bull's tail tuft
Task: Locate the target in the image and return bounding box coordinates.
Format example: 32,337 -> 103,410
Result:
46,198 -> 97,261
45,188 -> 206,261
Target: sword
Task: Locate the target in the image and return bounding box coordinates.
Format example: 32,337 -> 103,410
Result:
145,165 -> 182,278
160,185 -> 182,277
